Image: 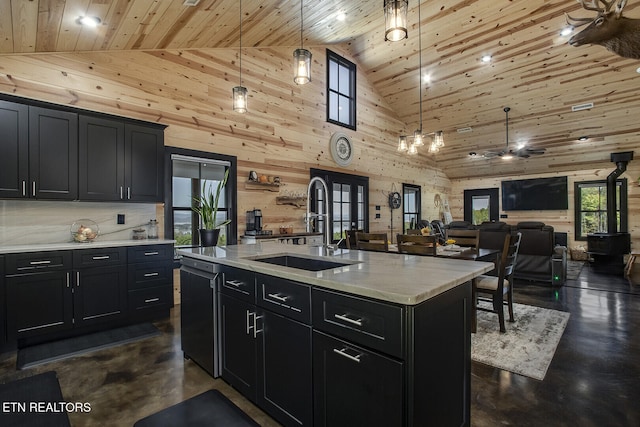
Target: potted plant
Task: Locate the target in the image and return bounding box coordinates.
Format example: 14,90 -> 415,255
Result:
192,169 -> 231,246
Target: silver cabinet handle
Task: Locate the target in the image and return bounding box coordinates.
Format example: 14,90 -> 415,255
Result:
32,181 -> 36,197
66,272 -> 70,288
333,347 -> 362,363
127,187 -> 131,199
92,255 -> 110,260
22,180 -> 26,196
267,293 -> 289,302
246,310 -> 253,335
227,280 -> 244,288
76,271 -> 80,287
334,313 -> 363,327
144,298 -> 160,303
29,260 -> 51,265
144,251 -> 159,256
120,186 -> 123,199
144,272 -> 159,277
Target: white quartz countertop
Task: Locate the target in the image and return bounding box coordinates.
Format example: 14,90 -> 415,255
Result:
0,239 -> 175,254
177,243 -> 494,306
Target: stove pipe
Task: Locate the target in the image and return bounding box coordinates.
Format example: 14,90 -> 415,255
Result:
607,152 -> 633,233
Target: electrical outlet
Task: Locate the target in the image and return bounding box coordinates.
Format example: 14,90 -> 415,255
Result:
375,213 -> 381,219
117,214 -> 125,224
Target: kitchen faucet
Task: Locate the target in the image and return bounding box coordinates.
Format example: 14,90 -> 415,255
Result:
305,176 -> 332,248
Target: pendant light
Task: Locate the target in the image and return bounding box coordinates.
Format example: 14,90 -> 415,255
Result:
384,0 -> 408,42
233,0 -> 248,113
293,0 -> 311,84
397,135 -> 408,152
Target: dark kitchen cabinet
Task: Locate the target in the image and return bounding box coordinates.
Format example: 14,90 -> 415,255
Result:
79,116 -> 164,202
218,269 -> 312,427
0,256 -> 4,352
0,101 -> 77,200
127,244 -> 174,317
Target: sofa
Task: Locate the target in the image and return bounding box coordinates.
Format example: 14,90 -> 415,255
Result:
513,221 -> 567,285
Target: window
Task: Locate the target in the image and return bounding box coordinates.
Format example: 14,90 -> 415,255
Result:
464,188 -> 499,224
402,184 -> 421,232
471,195 -> 490,225
574,179 -> 628,240
165,148 -> 237,247
327,50 -> 356,130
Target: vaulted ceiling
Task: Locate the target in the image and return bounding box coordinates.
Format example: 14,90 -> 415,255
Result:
1,0 -> 639,179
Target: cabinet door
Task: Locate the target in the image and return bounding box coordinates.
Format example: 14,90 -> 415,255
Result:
0,256 -> 5,351
0,100 -> 29,198
313,330 -> 404,427
74,265 -> 128,327
219,292 -> 257,402
78,115 -> 125,201
6,271 -> 73,341
124,123 -> 164,202
258,310 -> 312,427
28,107 -> 78,200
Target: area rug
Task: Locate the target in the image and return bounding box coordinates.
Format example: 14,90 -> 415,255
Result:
134,389 -> 260,427
471,303 -> 570,381
17,323 -> 160,370
0,371 -> 71,427
566,260 -> 585,280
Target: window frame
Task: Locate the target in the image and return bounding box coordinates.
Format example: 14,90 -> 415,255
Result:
402,184 -> 421,232
164,147 -> 238,248
573,179 -> 627,241
326,49 -> 357,131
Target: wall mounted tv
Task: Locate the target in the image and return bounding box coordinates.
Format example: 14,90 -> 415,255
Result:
501,176 -> 568,211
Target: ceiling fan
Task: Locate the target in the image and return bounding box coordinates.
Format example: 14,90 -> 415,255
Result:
483,107 -> 546,159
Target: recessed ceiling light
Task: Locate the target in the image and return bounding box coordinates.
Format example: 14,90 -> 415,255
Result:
578,136 -> 589,141
77,16 -> 101,27
336,12 -> 346,22
636,66 -> 640,74
560,27 -> 573,37
481,55 -> 492,63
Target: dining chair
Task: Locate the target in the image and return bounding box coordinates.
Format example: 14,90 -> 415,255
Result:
473,232 -> 522,333
406,229 -> 422,236
445,229 -> 479,249
396,234 -> 437,256
343,228 -> 363,249
355,232 -> 389,252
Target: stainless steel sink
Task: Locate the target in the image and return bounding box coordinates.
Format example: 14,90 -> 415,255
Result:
249,254 -> 354,271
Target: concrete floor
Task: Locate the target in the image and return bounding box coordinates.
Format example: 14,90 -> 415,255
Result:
0,263 -> 638,426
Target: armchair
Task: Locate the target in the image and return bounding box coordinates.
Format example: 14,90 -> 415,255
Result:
513,222 -> 567,285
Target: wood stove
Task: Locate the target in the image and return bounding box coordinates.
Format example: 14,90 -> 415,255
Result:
587,152 -> 633,275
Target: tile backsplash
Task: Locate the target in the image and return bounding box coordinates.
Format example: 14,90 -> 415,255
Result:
0,200 -> 159,245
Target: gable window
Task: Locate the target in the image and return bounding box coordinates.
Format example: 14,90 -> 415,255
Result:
327,50 -> 356,130
574,179 -> 628,240
402,184 -> 421,232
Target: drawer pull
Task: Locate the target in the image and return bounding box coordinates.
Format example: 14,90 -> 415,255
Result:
334,313 -> 363,327
144,298 -> 160,303
144,272 -> 160,277
92,255 -> 110,260
29,260 -> 52,265
144,251 -> 159,256
227,280 -> 244,288
267,293 -> 289,302
333,347 -> 362,363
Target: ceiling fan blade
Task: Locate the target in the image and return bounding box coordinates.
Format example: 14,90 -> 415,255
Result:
482,151 -> 502,158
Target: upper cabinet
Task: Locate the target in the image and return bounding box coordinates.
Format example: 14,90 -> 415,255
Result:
0,101 -> 78,200
78,116 -> 164,202
1,95 -> 165,203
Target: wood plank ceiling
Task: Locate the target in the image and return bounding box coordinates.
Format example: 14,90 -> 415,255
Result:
1,0 -> 638,179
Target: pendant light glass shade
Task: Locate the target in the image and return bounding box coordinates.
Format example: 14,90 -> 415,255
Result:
233,86 -> 248,113
293,0 -> 311,84
293,48 -> 312,84
428,142 -> 439,153
384,0 -> 408,42
434,130 -> 444,147
413,129 -> 424,146
407,142 -> 418,155
397,135 -> 408,151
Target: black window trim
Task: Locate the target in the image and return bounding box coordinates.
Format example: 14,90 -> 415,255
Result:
573,178 -> 628,241
402,183 -> 421,233
326,49 -> 357,131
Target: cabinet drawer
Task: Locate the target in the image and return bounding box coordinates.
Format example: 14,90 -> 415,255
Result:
128,286 -> 172,312
312,289 -> 405,359
5,251 -> 71,275
257,274 -> 311,324
220,268 -> 255,302
73,247 -> 126,267
127,244 -> 173,263
128,260 -> 173,290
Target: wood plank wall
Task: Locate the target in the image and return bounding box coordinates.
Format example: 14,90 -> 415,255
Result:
0,46 -> 449,242
449,165 -> 640,250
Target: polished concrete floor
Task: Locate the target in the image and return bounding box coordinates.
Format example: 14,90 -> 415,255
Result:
0,263 -> 638,426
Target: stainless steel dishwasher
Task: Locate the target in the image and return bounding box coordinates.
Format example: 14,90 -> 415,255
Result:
180,256 -> 222,378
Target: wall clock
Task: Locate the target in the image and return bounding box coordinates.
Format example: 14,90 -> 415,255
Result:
330,132 -> 353,167
389,192 -> 401,209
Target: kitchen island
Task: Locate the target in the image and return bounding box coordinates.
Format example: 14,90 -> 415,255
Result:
178,243 -> 493,427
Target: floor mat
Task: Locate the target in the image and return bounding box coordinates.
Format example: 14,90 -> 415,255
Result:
134,389 -> 260,427
17,323 -> 161,370
0,371 -> 71,427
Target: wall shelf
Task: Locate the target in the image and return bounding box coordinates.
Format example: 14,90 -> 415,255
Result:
276,196 -> 307,208
245,181 -> 280,192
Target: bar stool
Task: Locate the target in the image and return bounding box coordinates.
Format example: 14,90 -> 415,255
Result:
625,251 -> 639,277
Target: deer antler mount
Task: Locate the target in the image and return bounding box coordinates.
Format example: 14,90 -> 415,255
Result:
566,0 -> 640,59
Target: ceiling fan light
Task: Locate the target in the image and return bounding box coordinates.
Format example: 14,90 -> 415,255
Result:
502,153 -> 513,160
384,0 -> 408,42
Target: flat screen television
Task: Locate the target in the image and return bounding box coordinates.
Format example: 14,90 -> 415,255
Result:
501,176 -> 568,211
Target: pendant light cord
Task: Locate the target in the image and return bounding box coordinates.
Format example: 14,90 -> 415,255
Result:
239,0 -> 243,87
418,0 -> 423,132
300,0 -> 304,49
